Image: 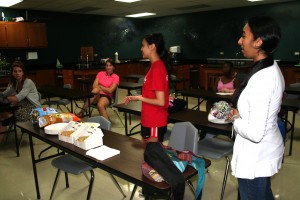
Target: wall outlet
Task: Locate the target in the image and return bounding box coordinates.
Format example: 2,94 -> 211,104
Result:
294,52 -> 299,56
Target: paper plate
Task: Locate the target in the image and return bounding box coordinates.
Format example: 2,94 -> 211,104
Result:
208,114 -> 231,124
84,122 -> 100,128
44,123 -> 68,135
216,92 -> 233,96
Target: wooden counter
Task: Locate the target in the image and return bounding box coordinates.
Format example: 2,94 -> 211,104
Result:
197,64 -> 251,90
56,68 -> 102,89
56,62 -> 191,90
20,61 -> 297,92
293,69 -> 300,82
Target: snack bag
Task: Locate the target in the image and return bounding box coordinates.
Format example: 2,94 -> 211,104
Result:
31,107 -> 59,124
208,101 -> 231,124
38,113 -> 80,128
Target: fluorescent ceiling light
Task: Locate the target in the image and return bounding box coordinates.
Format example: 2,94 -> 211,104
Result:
126,12 -> 156,18
115,0 -> 141,3
0,0 -> 23,7
247,0 -> 264,2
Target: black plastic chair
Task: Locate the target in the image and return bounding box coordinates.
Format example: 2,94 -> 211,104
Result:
90,87 -> 124,126
50,154 -> 94,200
50,115 -> 126,199
42,84 -> 72,112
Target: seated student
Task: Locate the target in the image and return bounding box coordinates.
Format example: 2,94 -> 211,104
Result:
214,61 -> 237,93
0,60 -> 41,143
77,58 -> 119,120
206,61 -> 237,112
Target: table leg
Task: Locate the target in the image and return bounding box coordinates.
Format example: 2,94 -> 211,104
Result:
185,96 -> 189,109
88,98 -> 91,117
130,184 -> 138,200
70,100 -> 74,113
289,111 -> 296,156
13,115 -> 20,157
28,134 -> 41,199
124,112 -> 128,136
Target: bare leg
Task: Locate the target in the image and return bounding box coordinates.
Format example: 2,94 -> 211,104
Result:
97,97 -> 110,120
77,94 -> 99,117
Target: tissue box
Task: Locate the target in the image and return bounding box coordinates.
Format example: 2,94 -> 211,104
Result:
58,121 -> 88,144
74,127 -> 104,150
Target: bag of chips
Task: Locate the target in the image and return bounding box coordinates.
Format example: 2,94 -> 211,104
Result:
208,101 -> 232,124
31,107 -> 59,124
38,113 -> 80,128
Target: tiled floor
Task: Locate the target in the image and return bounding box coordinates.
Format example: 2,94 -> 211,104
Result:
0,89 -> 299,200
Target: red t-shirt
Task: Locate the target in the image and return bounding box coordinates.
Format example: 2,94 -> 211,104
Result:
141,60 -> 169,127
96,71 -> 119,98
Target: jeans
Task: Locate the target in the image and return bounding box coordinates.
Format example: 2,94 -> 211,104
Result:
238,177 -> 274,200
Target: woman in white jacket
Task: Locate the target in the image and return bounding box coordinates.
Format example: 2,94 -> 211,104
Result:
230,16 -> 284,200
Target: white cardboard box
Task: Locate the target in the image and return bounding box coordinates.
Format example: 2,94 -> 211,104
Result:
74,127 -> 104,150
58,121 -> 89,144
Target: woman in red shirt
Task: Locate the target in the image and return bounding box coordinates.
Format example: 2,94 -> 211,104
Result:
125,33 -> 170,142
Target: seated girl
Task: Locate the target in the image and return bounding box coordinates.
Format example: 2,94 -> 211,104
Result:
214,61 -> 237,93
77,58 -> 119,120
0,60 -> 41,143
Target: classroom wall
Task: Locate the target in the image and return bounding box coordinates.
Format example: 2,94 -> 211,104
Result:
0,1 -> 299,68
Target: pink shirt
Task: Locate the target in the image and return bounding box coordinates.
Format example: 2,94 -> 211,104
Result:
96,71 -> 119,98
217,77 -> 235,91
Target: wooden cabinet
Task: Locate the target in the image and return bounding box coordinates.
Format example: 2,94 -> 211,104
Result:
115,62 -> 150,81
5,22 -> 28,48
0,76 -> 9,90
0,22 -> 47,48
27,23 -> 48,48
0,23 -> 7,47
280,66 -> 300,85
198,64 -> 251,90
171,64 -> 191,89
0,69 -> 56,89
61,69 -> 101,89
0,22 -> 27,47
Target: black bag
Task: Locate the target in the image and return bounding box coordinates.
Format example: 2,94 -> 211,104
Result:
168,98 -> 187,113
144,142 -> 185,200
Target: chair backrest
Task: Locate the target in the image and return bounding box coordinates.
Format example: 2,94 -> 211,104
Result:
168,122 -> 199,154
110,87 -> 119,107
135,76 -> 144,95
86,116 -> 111,131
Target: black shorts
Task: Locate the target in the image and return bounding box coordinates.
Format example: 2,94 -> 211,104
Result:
99,94 -> 112,105
141,125 -> 167,142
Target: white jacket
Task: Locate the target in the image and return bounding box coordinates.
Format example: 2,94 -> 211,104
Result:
231,61 -> 285,179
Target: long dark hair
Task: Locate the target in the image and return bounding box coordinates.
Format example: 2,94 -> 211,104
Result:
231,16 -> 281,108
144,33 -> 171,74
9,60 -> 27,90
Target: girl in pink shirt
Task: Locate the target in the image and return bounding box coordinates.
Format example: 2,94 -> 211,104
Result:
215,61 -> 237,93
77,59 -> 119,119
